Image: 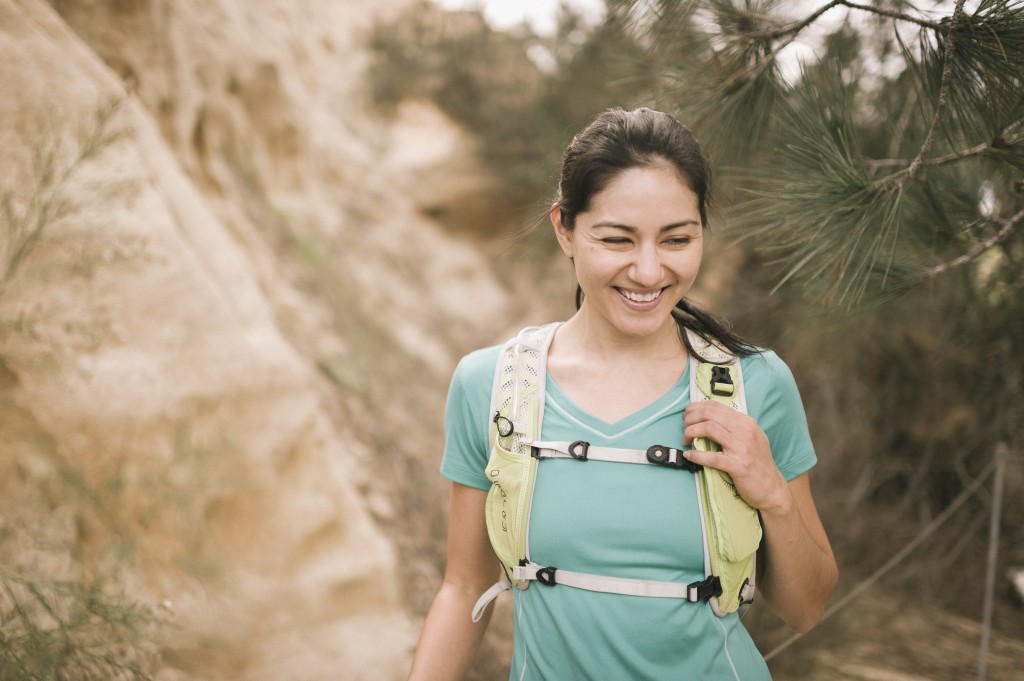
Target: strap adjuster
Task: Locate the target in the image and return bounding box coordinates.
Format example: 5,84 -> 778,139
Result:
493,411 -> 514,437
687,576 -> 723,603
536,566 -> 558,587
710,366 -> 734,397
646,445 -> 701,473
567,440 -> 589,461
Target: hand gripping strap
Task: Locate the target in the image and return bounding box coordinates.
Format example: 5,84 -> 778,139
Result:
686,329 -> 762,616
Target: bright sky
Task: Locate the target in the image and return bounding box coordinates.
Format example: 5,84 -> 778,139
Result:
434,0 -> 606,35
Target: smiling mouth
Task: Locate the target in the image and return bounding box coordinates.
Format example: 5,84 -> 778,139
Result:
616,288 -> 664,303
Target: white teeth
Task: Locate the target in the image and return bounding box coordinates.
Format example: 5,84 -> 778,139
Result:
621,289 -> 661,303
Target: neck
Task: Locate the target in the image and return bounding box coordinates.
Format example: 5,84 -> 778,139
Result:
557,305 -> 684,364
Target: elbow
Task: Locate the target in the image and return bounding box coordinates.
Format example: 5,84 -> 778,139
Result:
788,608 -> 824,635
786,563 -> 840,634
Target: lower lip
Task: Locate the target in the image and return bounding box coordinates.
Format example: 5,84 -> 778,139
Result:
617,288 -> 664,310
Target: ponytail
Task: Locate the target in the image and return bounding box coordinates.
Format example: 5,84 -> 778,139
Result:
673,298 -> 760,360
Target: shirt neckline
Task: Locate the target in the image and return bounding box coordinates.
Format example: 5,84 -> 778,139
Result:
544,366 -> 690,441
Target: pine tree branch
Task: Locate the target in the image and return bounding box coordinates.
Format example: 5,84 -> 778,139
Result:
867,125 -> 1023,168
919,205 -> 1024,281
896,0 -> 968,190
754,0 -> 845,40
754,0 -> 942,41
832,1 -> 942,31
723,0 -> 947,96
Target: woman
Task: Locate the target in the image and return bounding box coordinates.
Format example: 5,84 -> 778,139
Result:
409,108 -> 838,680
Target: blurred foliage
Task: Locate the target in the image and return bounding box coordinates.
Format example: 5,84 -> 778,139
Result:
367,0 -> 659,204
0,101 -> 163,680
1,98 -> 125,294
0,571 -> 158,681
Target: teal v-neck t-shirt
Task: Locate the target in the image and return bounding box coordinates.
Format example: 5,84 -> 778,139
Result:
440,338 -> 817,681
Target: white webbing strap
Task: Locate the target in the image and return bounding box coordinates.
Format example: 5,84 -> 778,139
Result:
739,579 -> 755,604
531,440 -> 697,470
512,562 -> 718,602
471,572 -> 513,623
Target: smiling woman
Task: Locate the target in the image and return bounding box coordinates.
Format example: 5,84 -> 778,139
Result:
551,166 -> 705,347
408,108 -> 838,681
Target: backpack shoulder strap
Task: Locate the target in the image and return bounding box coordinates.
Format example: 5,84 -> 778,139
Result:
487,323 -> 559,450
474,323 -> 559,622
685,327 -> 761,616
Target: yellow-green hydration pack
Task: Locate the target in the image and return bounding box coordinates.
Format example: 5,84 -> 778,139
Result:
471,323 -> 761,622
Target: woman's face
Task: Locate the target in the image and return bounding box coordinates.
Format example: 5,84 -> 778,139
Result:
552,164 -> 704,341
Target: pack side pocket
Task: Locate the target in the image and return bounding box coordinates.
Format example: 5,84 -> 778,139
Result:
703,468 -> 762,561
483,440 -> 536,576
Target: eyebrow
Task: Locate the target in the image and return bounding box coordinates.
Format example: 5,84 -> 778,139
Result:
592,220 -> 701,232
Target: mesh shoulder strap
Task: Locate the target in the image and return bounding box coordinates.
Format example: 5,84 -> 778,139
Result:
482,324 -> 558,582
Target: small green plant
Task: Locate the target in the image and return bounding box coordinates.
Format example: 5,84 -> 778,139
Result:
0,570 -> 159,681
0,97 -> 124,295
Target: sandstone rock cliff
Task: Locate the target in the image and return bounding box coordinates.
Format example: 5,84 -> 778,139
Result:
0,1 -> 513,678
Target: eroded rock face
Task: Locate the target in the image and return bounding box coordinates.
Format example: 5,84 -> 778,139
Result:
0,1 -> 513,678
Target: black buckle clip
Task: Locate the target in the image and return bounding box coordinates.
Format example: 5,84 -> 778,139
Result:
646,445 -> 701,473
568,440 -> 589,461
536,566 -> 558,587
493,411 -> 514,437
710,365 -> 734,397
688,576 -> 723,603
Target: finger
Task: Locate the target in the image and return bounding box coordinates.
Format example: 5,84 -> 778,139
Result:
684,399 -> 740,424
683,419 -> 733,448
683,447 -> 733,474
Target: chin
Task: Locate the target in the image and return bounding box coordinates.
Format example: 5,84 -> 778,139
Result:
611,314 -> 675,339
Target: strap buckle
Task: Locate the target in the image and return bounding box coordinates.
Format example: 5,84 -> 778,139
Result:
710,366 -> 734,397
646,445 -> 701,473
687,576 -> 723,603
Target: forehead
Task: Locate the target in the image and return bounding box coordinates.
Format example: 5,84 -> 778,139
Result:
584,165 -> 700,223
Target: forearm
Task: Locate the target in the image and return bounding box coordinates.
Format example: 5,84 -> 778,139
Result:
758,480 -> 838,633
409,580 -> 493,681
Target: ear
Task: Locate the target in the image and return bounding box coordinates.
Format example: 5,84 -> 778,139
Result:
550,205 -> 574,258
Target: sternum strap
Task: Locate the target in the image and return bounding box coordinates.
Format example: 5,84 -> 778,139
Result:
531,440 -> 699,471
512,562 -> 720,602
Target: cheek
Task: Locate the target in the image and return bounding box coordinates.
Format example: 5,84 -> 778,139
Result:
686,245 -> 704,274
575,247 -> 619,280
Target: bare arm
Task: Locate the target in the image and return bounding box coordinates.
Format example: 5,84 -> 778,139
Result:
408,482 -> 499,681
755,473 -> 837,632
683,400 -> 838,632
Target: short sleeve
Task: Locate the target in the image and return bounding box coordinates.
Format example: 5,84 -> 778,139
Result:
439,346 -> 501,490
742,351 -> 817,481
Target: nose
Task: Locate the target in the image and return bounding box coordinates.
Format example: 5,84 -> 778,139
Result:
630,243 -> 662,287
